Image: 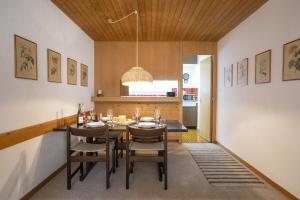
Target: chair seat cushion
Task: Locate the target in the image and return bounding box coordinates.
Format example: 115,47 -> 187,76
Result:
129,141 -> 164,151
71,141 -> 114,152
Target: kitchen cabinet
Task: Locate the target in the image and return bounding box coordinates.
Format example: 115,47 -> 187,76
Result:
183,102 -> 197,128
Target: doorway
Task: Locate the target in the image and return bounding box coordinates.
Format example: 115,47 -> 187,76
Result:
182,55 -> 212,143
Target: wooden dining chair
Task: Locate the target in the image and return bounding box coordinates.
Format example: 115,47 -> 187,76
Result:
95,131 -> 123,168
66,125 -> 115,189
109,131 -> 124,167
125,125 -> 168,190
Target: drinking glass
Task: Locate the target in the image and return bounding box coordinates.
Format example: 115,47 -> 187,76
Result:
154,109 -> 161,124
90,108 -> 95,121
107,109 -> 113,121
160,118 -> 166,127
134,108 -> 140,122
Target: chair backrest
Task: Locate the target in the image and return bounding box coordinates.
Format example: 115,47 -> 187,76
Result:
68,125 -> 108,138
127,125 -> 167,143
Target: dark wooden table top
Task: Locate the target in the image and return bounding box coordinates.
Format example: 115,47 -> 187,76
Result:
53,120 -> 188,133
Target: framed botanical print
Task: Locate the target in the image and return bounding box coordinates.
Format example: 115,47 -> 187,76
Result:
47,49 -> 61,83
237,58 -> 248,86
283,38 -> 300,81
67,58 -> 77,85
80,64 -> 88,87
224,64 -> 233,87
14,35 -> 37,80
255,50 -> 271,84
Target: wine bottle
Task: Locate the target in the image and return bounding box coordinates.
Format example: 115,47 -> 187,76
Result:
77,103 -> 84,127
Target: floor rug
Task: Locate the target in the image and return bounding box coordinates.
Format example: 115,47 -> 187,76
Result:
186,143 -> 265,187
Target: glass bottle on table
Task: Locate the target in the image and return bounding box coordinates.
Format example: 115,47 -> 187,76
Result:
77,103 -> 84,127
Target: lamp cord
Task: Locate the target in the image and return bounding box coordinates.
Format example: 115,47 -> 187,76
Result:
136,10 -> 139,68
108,10 -> 139,68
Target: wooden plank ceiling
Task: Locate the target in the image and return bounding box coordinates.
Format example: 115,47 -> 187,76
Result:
51,0 -> 267,41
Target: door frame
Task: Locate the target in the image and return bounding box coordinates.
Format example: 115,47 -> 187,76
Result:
209,55 -> 214,143
180,41 -> 218,143
180,54 -> 216,143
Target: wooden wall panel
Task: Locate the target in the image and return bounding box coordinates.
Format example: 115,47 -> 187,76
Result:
95,102 -> 180,121
139,42 -> 181,80
0,115 -> 76,150
95,41 -> 181,96
95,101 -> 182,142
182,41 -> 217,55
95,41 -> 217,142
95,41 -> 135,96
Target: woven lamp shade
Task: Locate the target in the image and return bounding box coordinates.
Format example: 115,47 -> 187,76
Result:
121,66 -> 153,86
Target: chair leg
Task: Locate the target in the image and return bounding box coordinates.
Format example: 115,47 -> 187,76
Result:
158,163 -> 162,181
79,152 -> 84,181
67,160 -> 71,190
106,175 -> 110,189
120,136 -> 124,158
130,150 -> 135,174
164,152 -> 168,190
112,148 -> 116,173
126,150 -> 129,189
130,161 -> 134,173
116,140 -> 119,168
106,153 -> 110,189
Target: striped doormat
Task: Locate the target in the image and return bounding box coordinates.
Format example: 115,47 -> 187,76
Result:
186,143 -> 265,187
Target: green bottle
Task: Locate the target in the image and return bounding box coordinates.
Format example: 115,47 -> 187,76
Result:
77,103 -> 83,127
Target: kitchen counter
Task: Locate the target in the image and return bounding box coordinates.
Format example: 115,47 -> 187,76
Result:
182,101 -> 198,128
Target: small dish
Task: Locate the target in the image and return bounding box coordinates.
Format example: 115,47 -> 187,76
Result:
101,117 -> 110,122
137,122 -> 156,128
140,117 -> 155,122
86,121 -> 105,128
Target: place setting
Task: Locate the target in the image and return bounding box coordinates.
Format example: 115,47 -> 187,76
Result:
84,107 -> 166,130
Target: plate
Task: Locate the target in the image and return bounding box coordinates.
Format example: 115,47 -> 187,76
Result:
137,122 -> 156,128
140,117 -> 155,122
101,117 -> 110,122
86,121 -> 105,128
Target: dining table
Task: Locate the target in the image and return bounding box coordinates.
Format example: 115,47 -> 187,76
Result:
53,120 -> 188,181
53,120 -> 188,133
53,119 -> 187,151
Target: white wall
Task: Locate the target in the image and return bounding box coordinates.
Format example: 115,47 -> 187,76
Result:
217,0 -> 300,198
0,0 -> 94,199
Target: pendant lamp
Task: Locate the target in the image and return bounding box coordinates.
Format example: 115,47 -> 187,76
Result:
108,10 -> 153,86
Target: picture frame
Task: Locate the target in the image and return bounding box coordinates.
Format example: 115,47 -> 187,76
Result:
224,64 -> 233,87
80,64 -> 88,87
283,38 -> 300,81
67,58 -> 77,85
47,49 -> 61,83
255,50 -> 271,84
14,34 -> 37,80
237,58 -> 248,86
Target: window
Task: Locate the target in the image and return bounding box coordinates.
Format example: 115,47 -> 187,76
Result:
128,80 -> 178,96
